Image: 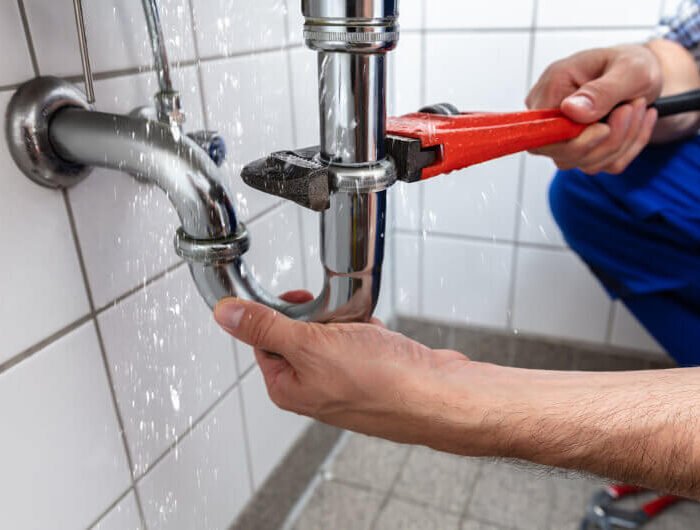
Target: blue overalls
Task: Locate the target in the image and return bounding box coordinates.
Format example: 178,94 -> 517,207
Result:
550,137 -> 700,367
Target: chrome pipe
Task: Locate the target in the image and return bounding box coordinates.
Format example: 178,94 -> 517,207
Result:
71,0 -> 95,104
142,0 -> 173,94
46,105 -> 384,320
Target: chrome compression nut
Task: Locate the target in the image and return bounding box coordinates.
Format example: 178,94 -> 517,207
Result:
175,224 -> 251,266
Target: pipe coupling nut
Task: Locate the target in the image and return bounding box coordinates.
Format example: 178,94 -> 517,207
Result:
175,224 -> 250,265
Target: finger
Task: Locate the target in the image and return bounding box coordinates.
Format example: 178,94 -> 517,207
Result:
568,104 -> 634,170
214,298 -> 309,356
281,290 -> 314,304
601,108 -> 658,174
529,122 -> 611,163
561,63 -> 652,123
582,99 -> 646,174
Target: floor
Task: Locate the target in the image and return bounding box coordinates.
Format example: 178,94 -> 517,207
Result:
283,319 -> 700,530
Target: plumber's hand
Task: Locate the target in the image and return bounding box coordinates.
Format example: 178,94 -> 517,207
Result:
526,44 -> 662,175
213,293 -> 490,449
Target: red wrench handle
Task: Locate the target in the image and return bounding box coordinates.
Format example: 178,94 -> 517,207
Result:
386,109 -> 585,181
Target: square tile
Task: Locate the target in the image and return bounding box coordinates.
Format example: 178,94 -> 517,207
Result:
289,48 -> 320,148
25,0 -> 196,77
286,0 -> 306,45
98,266 -> 237,476
241,367 -> 311,487
426,0 -> 534,29
0,92 -> 90,363
423,155 -> 521,241
191,0 -> 287,58
394,447 -> 482,513
138,389 -> 252,530
610,302 -> 665,354
394,233 -> 421,317
423,237 -> 513,328
0,323 -> 131,530
426,32 -> 531,112
511,336 -> 576,370
468,461 -> 552,529
392,181 -> 421,232
200,52 -> 293,220
662,0 -> 686,18
292,480 -> 384,530
400,0 -> 424,30
392,33 -> 424,116
453,327 -> 515,365
328,434 -> 410,491
92,492 -> 143,530
0,2 -> 34,85
573,350 -> 650,371
69,67 -> 203,308
512,248 -> 611,342
546,474 -> 605,530
519,154 -> 565,246
536,0 -> 662,28
375,497 -> 461,530
397,319 -> 455,349
245,203 -> 307,296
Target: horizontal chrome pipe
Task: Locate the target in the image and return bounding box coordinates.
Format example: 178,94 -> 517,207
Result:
47,105 -> 383,321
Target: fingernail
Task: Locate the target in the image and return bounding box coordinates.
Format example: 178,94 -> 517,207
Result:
565,94 -> 594,110
215,300 -> 245,330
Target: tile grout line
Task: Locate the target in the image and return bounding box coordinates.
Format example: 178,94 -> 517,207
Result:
395,227 -> 568,252
62,190 -> 149,528
16,0 -> 39,77
506,0 -> 539,331
369,446 -> 415,529
84,484 -> 136,529
134,380 -> 241,484
184,0 -> 210,133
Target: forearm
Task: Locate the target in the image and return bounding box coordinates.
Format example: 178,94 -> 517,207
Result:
647,38 -> 700,142
429,364 -> 700,500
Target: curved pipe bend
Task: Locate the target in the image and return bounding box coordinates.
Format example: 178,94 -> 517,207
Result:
49,107 -> 384,322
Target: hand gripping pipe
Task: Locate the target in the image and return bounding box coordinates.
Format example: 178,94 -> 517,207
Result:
4,0 -> 398,323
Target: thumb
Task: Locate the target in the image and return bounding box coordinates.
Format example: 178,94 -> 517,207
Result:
561,68 -> 644,123
214,298 -> 307,355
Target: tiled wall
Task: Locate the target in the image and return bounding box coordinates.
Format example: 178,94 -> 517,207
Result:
0,0 -> 682,528
389,0 -> 684,354
0,1 -> 397,528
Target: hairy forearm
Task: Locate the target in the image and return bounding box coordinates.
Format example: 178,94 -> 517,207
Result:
647,39 -> 700,142
430,364 -> 700,500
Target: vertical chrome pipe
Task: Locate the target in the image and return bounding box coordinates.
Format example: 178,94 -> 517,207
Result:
71,0 -> 95,103
142,0 -> 173,93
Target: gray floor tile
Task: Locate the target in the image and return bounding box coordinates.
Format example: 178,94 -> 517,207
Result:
393,447 -> 482,513
546,473 -> 606,530
461,519 -> 507,530
511,337 -> 576,371
573,350 -> 650,371
644,499 -> 700,530
452,327 -> 515,366
374,497 -> 461,530
467,461 -> 553,530
328,434 -> 410,492
397,319 -> 456,350
293,480 -> 384,530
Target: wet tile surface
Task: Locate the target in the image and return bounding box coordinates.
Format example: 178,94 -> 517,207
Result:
292,481 -> 384,530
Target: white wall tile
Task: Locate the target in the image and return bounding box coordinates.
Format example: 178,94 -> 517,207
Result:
423,237 -> 513,327
288,47 -> 320,148
285,0 -> 306,44
423,155 -> 521,240
531,29 -> 654,85
392,181 -> 422,232
393,34 -> 423,116
513,248 -> 611,342
0,92 -> 90,363
518,154 -> 565,247
536,0 -> 662,28
191,0 -> 287,58
610,302 -> 664,354
662,0 -> 685,18
69,67 -> 203,308
0,2 -> 34,85
426,32 -> 531,112
25,0 -> 196,77
200,52 -> 293,220
241,368 -> 310,487
0,323 -> 131,530
426,0 -> 534,29
138,389 -> 252,530
98,266 -> 237,476
92,493 -> 143,530
394,233 -> 421,317
400,0 -> 424,30
235,341 -> 257,377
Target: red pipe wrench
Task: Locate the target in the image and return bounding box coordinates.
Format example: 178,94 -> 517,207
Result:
386,89 -> 700,183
